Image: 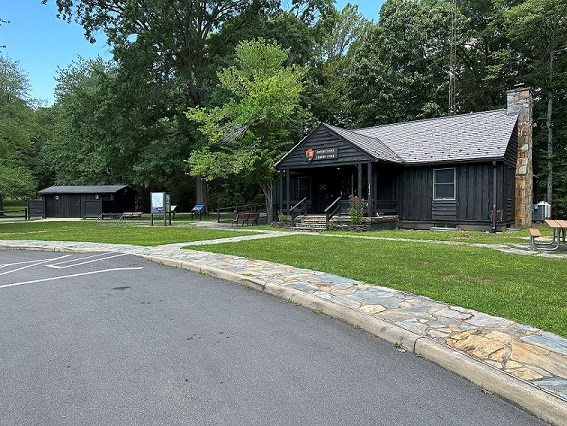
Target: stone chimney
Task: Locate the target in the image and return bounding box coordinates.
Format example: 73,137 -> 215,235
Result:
507,85 -> 533,229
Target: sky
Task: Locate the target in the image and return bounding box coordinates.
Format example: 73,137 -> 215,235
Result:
0,1 -> 383,106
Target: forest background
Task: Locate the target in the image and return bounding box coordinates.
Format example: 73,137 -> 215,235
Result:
1,0 -> 566,218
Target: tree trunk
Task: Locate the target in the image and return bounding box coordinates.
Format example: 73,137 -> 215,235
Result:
0,195 -> 4,215
196,176 -> 208,214
546,49 -> 554,205
260,181 -> 274,224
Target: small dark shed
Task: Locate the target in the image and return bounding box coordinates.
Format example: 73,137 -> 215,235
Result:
276,86 -> 533,231
38,185 -> 136,218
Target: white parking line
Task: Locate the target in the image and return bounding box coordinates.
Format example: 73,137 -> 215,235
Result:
44,252 -> 115,265
1,258 -> 66,268
45,253 -> 128,269
0,255 -> 71,276
0,267 -> 144,289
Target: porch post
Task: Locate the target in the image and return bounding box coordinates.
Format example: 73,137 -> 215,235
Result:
278,171 -> 283,218
367,162 -> 374,217
357,164 -> 362,198
286,169 -> 291,216
372,163 -> 378,208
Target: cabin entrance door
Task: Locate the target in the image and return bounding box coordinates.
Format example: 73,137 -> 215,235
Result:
312,165 -> 358,213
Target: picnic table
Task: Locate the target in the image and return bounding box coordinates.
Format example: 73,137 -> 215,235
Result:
547,219 -> 567,250
530,219 -> 567,250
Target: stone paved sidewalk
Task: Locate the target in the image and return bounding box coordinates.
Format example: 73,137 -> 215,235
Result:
1,238 -> 566,408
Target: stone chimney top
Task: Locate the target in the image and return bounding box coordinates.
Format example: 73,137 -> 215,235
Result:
507,84 -> 531,115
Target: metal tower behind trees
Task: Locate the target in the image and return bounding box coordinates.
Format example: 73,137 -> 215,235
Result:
449,0 -> 457,115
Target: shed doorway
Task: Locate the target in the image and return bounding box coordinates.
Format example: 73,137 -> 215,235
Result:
69,195 -> 81,217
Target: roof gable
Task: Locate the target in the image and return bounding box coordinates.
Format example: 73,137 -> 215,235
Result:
324,124 -> 402,163
276,124 -> 375,169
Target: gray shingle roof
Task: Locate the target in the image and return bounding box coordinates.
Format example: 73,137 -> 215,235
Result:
324,124 -> 402,163
352,109 -> 518,164
38,185 -> 131,195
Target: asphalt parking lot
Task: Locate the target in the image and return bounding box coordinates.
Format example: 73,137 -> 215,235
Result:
0,249 -> 544,425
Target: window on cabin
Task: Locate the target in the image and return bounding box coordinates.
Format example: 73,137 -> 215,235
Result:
433,168 -> 456,200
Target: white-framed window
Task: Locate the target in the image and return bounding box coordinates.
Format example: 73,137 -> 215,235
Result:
433,168 -> 456,200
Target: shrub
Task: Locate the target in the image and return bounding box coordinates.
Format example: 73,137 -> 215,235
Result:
349,195 -> 364,225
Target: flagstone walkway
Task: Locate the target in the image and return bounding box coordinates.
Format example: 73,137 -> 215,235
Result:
1,237 -> 566,421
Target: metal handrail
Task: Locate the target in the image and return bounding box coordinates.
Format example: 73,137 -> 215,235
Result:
290,197 -> 308,226
324,197 -> 343,227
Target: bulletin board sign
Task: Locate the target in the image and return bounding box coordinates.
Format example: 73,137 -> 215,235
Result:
150,192 -> 172,225
151,192 -> 165,214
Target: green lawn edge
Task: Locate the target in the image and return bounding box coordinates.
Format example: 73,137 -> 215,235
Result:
0,221 -> 258,246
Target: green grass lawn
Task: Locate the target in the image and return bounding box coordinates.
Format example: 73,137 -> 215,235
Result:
330,228 -> 536,245
258,223 -> 549,245
191,234 -> 567,337
0,220 -> 257,246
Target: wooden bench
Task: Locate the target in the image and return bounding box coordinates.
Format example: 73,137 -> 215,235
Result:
529,228 -> 542,249
120,212 -> 143,219
98,213 -> 121,220
233,212 -> 259,226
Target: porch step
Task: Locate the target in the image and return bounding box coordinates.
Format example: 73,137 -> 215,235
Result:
293,224 -> 327,232
293,216 -> 328,232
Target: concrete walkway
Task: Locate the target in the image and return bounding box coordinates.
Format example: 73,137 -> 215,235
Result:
0,237 -> 565,424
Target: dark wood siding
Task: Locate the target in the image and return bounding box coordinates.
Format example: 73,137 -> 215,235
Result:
432,200 -> 457,221
501,164 -> 515,222
376,163 -> 399,201
397,168 -> 433,220
45,196 -> 56,218
504,125 -> 518,168
456,164 -> 492,221
27,200 -> 44,218
85,200 -> 102,217
395,162 -> 513,224
69,195 -> 81,217
277,125 -> 373,170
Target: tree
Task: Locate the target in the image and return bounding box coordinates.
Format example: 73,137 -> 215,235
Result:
186,39 -> 306,222
0,54 -> 36,210
506,0 -> 567,207
345,0 -> 458,127
308,3 -> 370,125
455,0 -> 519,111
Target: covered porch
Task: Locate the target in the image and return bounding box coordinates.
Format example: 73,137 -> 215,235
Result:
275,162 -> 398,218
274,123 -> 402,227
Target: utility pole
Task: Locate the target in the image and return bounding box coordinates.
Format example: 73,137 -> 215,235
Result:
448,0 -> 457,115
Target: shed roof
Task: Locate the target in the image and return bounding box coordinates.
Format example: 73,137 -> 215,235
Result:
38,185 -> 131,195
280,109 -> 519,167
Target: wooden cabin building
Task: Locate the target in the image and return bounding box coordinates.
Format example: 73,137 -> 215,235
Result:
275,87 -> 533,231
38,185 -> 136,218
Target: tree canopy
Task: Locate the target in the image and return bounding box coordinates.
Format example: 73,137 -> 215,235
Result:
0,0 -> 564,216
0,54 -> 36,209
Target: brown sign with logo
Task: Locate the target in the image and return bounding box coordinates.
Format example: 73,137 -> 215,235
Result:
305,148 -> 338,161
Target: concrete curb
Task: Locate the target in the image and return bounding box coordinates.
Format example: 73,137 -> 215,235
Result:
144,254 -> 567,426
